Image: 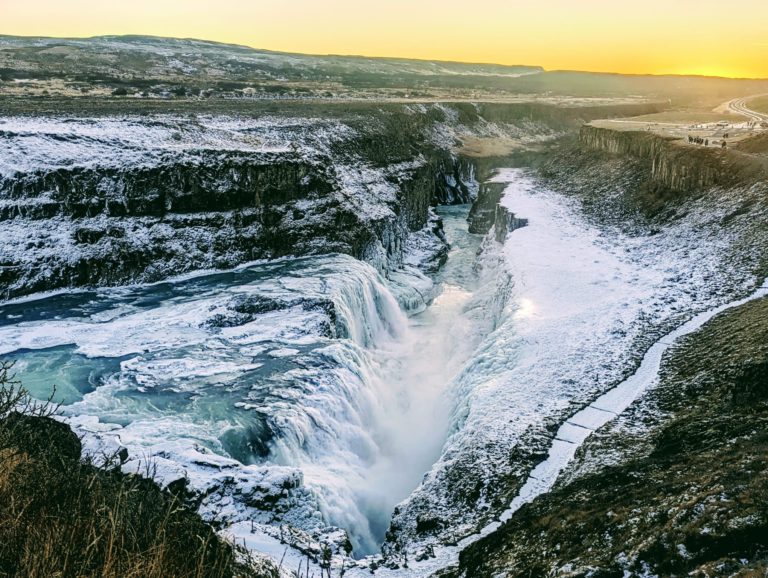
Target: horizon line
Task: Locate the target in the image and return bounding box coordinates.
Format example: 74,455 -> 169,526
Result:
2,32 -> 768,81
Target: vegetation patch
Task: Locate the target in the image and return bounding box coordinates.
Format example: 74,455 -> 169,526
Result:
0,362 -> 274,578
749,95 -> 768,115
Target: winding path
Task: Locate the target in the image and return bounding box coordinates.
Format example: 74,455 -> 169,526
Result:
726,95 -> 768,123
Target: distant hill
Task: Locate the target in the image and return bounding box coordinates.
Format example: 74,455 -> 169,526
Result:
0,35 -> 541,95
1,35 -> 767,105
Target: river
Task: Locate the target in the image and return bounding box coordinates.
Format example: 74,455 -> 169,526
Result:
0,205 -> 486,556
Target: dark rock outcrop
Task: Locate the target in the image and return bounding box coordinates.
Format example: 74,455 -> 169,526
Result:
0,152 -> 329,220
467,181 -> 508,234
433,156 -> 478,205
493,205 -> 528,243
579,125 -> 763,193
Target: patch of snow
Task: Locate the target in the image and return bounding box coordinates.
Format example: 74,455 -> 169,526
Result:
388,167 -> 764,569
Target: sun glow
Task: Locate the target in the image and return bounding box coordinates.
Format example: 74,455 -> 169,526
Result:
514,298 -> 537,319
2,0 -> 768,78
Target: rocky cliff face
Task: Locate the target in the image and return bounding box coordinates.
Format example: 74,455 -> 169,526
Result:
467,182 -> 507,234
0,153 -> 378,297
0,159 -> 457,299
578,125 -> 756,193
492,205 -> 528,242
0,112 -> 485,299
433,156 -> 478,205
0,153 -> 332,218
1,101 -> 661,299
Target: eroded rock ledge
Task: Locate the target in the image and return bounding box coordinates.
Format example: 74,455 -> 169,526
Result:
579,124 -> 764,192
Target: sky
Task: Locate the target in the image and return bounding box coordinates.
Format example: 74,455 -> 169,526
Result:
3,0 -> 768,78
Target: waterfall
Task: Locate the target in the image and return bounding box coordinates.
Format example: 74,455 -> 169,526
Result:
332,263 -> 409,347
0,206 -> 489,559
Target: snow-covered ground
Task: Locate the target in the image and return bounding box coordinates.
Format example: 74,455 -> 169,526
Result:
0,115 -> 353,177
3,163 -> 762,576
378,168 -> 761,573
499,279 -> 768,516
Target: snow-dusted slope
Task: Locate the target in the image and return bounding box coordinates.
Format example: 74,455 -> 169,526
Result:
0,110 -> 478,298
385,168 -> 762,561
0,35 -> 542,82
0,115 -> 323,177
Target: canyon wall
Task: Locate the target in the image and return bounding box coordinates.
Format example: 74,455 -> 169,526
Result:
0,102 -> 664,299
0,128 -> 474,299
578,125 -> 762,192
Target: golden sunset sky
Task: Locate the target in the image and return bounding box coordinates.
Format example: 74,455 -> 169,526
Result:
3,0 -> 768,78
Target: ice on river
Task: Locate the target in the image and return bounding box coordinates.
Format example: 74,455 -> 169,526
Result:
0,253 -> 422,553
0,207 -> 487,557
392,167 -> 757,575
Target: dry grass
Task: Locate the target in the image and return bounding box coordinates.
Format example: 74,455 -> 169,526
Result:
0,362 -> 271,578
456,136 -> 526,158
750,96 -> 768,115
737,132 -> 768,155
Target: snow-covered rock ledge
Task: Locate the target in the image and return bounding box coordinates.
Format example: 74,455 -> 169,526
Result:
0,113 -> 477,299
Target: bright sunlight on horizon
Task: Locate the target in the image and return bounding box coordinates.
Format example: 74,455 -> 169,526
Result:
3,0 -> 768,78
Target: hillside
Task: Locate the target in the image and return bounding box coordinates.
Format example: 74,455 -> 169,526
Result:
0,35 -> 541,100
2,35 -> 768,104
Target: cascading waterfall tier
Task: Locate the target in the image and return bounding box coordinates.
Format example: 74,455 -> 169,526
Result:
0,254 -> 416,553
0,206 -> 490,557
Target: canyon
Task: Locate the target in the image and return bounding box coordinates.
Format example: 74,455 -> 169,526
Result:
2,37 -> 768,578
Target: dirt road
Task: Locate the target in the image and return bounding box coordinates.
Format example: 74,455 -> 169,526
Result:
726,95 -> 768,123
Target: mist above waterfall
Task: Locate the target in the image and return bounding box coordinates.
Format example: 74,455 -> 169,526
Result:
0,206 -> 490,557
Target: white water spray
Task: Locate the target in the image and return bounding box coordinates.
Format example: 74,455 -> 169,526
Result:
0,209 -> 489,558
